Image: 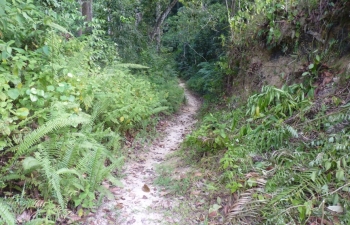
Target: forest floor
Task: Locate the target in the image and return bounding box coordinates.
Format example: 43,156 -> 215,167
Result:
83,82 -> 201,225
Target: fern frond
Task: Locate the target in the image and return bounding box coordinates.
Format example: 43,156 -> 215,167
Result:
114,63 -> 149,69
0,199 -> 15,225
285,125 -> 299,138
226,189 -> 266,224
34,150 -> 65,211
87,148 -> 103,192
58,142 -> 77,169
151,106 -> 169,114
10,113 -> 90,164
24,218 -> 55,225
82,98 -> 111,132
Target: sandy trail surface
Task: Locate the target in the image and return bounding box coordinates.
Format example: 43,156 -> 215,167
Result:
84,83 -> 200,225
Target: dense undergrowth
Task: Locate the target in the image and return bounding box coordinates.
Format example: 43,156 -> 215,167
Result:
184,83 -> 350,224
0,0 -> 183,224
169,0 -> 350,224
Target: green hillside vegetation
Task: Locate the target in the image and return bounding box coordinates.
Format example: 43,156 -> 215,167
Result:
166,0 -> 350,224
1,0 -> 350,224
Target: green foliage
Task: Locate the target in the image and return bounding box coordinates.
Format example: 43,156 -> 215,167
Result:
187,62 -> 224,95
163,2 -> 228,95
0,0 -> 185,223
184,112 -> 232,154
247,84 -> 310,118
0,199 -> 15,225
185,83 -> 350,223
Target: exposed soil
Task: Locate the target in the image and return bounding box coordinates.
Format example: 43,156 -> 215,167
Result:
83,82 -> 201,225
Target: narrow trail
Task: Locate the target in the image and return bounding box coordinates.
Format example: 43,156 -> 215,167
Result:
85,83 -> 201,225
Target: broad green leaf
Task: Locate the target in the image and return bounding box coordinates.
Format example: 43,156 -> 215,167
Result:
0,140 -> 7,150
56,86 -> 65,93
30,94 -> 38,102
316,55 -> 320,62
310,171 -> 317,182
30,88 -> 37,94
7,89 -> 20,100
0,92 -> 7,101
336,169 -> 345,181
6,46 -> 12,55
37,90 -> 45,97
16,108 -> 29,119
47,85 -> 55,91
328,137 -> 334,143
68,95 -> 75,102
42,45 -> 50,56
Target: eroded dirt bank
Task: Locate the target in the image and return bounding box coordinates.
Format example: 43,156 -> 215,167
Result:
84,82 -> 201,225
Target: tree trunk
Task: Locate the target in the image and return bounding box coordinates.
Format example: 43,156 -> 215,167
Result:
150,0 -> 178,42
80,0 -> 93,35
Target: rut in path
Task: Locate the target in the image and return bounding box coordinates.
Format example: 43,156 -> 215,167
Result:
85,83 -> 201,225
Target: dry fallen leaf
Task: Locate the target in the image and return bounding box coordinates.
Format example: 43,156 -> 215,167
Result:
208,210 -> 217,218
116,203 -> 124,209
68,214 -> 81,223
110,187 -> 120,194
194,172 -> 203,177
245,172 -> 259,178
16,210 -> 31,223
142,184 -> 150,192
191,190 -> 201,195
160,191 -> 170,196
180,173 -> 187,179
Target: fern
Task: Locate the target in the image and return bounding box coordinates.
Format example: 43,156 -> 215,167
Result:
151,106 -> 169,114
82,97 -> 111,132
113,63 -> 150,69
34,150 -> 65,211
0,199 -> 15,225
11,113 -> 90,163
285,124 -> 299,138
58,142 -> 77,169
24,218 -> 55,225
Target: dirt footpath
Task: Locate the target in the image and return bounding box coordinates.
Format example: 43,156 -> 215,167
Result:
84,82 -> 200,225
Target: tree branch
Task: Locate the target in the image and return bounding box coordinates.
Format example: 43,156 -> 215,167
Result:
150,0 -> 178,41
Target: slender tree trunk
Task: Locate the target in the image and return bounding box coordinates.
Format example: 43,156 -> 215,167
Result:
79,0 -> 93,35
77,0 -> 82,36
150,0 -> 178,44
